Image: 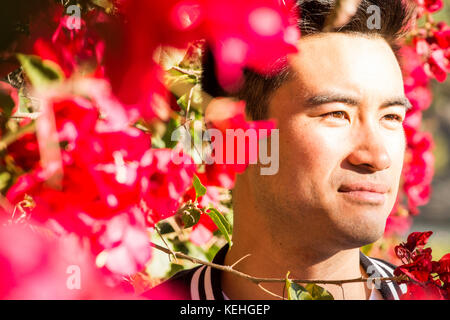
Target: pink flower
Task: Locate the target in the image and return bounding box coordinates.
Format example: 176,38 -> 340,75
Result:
0,223 -> 132,299
203,0 -> 300,89
96,209 -> 152,276
190,214 -> 218,246
33,7 -> 102,77
400,283 -> 444,300
384,213 -> 413,237
402,130 -> 434,214
434,23 -> 450,49
203,98 -> 277,188
415,0 -> 444,13
140,148 -> 196,225
428,49 -> 449,82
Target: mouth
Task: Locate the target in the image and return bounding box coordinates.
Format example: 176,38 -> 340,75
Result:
338,182 -> 389,205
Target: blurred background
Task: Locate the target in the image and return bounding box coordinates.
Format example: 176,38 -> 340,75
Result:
412,0 -> 450,260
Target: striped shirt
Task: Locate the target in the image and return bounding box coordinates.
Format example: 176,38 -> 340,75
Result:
143,244 -> 407,300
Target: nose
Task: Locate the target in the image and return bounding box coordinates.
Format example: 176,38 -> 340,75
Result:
347,124 -> 392,172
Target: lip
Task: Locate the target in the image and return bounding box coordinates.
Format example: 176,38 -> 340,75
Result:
338,182 -> 389,205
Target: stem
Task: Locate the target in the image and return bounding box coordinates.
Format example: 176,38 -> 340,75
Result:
0,121 -> 36,150
150,242 -> 403,286
172,66 -> 201,77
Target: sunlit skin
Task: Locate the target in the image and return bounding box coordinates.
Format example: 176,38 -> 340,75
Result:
221,33 -> 408,300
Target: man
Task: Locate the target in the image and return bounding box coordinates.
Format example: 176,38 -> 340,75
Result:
144,0 -> 414,300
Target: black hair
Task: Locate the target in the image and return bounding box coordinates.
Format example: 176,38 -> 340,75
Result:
201,0 -> 416,120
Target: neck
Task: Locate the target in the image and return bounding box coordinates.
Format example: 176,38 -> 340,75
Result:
221,176 -> 371,300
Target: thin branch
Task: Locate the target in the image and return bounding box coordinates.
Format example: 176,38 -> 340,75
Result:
0,121 -> 36,150
155,226 -> 178,264
258,283 -> 286,300
151,242 -> 403,286
172,66 -> 201,77
339,284 -> 345,300
231,253 -> 251,269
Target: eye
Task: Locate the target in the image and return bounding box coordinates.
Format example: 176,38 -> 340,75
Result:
383,114 -> 403,122
322,111 -> 349,121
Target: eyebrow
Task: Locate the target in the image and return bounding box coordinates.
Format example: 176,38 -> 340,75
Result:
305,92 -> 412,110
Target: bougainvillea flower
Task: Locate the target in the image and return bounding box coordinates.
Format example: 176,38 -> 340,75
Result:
415,0 -> 444,13
140,148 -> 196,226
0,223 -> 133,299
202,0 -> 300,90
437,253 -> 450,286
402,129 -> 434,215
400,283 -> 444,300
204,98 -> 277,186
434,23 -> 450,49
428,49 -> 449,82
32,7 -> 102,77
96,209 -> 152,276
7,132 -> 40,171
405,231 -> 433,252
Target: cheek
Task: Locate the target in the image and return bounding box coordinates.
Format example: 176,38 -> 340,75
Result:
279,116 -> 345,181
385,131 -> 406,184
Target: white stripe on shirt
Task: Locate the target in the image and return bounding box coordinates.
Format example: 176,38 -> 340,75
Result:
368,257 -> 400,300
190,265 -> 206,300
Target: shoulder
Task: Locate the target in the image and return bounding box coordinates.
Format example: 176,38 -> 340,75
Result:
367,256 -> 398,276
360,251 -> 398,276
360,252 -> 407,300
141,266 -> 202,300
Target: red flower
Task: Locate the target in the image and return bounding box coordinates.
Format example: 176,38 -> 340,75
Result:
7,132 -> 40,171
95,209 -> 152,276
437,253 -> 450,285
203,98 -> 277,188
203,0 -> 300,89
140,148 -> 196,225
394,231 -> 433,265
385,213 -> 412,237
190,214 -> 218,246
434,23 -> 450,49
405,231 -> 433,252
395,247 -> 434,282
402,130 -> 434,214
32,7 -> 103,77
400,283 -> 444,300
428,49 -> 449,82
415,0 -> 444,13
0,223 -> 132,299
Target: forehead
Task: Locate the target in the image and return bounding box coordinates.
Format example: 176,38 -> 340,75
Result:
286,33 -> 404,100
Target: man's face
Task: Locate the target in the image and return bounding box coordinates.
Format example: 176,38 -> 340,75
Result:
248,33 -> 407,249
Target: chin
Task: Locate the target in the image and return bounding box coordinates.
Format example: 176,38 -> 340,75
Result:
330,208 -> 388,249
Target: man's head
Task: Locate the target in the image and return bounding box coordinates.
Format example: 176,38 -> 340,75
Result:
202,0 -> 415,251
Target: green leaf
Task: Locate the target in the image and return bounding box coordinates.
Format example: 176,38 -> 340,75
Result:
91,0 -> 114,12
166,263 -> 185,278
151,135 -> 166,149
0,91 -> 14,118
17,54 -> 64,88
17,88 -> 34,115
176,94 -> 188,112
205,244 -> 220,262
161,117 -> 181,149
361,243 -> 373,256
181,208 -> 201,229
206,208 -> 232,246
285,273 -> 313,300
305,283 -> 334,300
192,174 -> 206,199
0,171 -> 11,192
